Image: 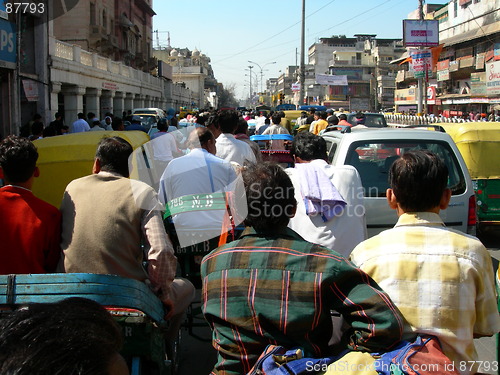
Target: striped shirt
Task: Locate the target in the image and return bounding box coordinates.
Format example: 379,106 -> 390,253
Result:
201,227 -> 405,375
350,212 -> 500,375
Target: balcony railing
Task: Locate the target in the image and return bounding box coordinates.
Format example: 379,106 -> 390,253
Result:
51,38 -> 162,88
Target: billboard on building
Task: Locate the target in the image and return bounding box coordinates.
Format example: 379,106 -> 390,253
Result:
403,20 -> 439,47
0,0 -> 7,20
486,60 -> 500,96
158,60 -> 172,80
315,74 -> 348,86
0,19 -> 16,69
470,72 -> 486,96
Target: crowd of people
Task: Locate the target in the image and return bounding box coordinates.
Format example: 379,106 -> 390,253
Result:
0,107 -> 499,375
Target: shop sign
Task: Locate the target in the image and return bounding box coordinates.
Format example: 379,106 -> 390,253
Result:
427,86 -> 436,104
0,19 -> 16,69
459,56 -> 474,68
410,49 -> 432,78
102,82 -> 119,91
437,70 -> 450,81
403,20 -> 439,47
470,72 -> 486,96
291,83 -> 300,92
449,61 -> 459,72
22,80 -> 38,102
436,59 -> 449,71
495,43 -> 500,61
476,53 -> 485,70
486,60 -> 500,96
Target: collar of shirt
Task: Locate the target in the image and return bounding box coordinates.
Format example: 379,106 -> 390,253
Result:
239,226 -> 305,241
97,171 -> 124,178
1,185 -> 32,193
394,212 -> 445,228
218,133 -> 236,141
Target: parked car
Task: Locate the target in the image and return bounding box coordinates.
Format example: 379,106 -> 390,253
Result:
346,112 -> 387,128
321,127 -> 477,237
133,107 -> 166,118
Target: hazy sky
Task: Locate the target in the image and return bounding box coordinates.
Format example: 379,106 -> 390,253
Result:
153,0 -> 448,99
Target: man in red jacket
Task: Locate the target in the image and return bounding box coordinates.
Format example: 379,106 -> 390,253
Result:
0,135 -> 61,274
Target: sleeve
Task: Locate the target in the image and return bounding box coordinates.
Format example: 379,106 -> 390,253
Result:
472,248 -> 500,337
142,208 -> 177,301
328,260 -> 405,352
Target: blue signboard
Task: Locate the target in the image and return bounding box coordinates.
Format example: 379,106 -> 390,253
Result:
0,19 -> 16,69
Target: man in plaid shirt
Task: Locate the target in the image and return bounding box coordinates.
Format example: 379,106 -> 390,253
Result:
201,162 -> 405,375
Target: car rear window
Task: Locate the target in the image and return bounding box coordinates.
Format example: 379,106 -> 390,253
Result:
347,114 -> 387,127
346,140 -> 466,197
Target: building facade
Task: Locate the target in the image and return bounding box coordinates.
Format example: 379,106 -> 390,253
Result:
394,0 -> 500,116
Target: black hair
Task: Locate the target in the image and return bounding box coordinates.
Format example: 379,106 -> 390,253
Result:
271,113 -> 282,125
338,113 -> 347,121
235,117 -> 248,135
290,132 -> 327,161
242,162 -> 296,231
389,150 -> 448,212
0,297 -> 123,375
0,135 -> 38,183
327,115 -> 339,125
95,137 -> 133,177
77,113 -> 85,119
111,117 -> 123,131
217,110 -> 239,134
157,118 -> 168,132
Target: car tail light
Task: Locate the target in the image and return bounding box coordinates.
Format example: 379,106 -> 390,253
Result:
467,195 -> 477,234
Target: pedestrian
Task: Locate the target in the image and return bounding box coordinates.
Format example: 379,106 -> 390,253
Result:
125,115 -> 147,133
48,112 -> 65,135
89,119 -> 105,131
0,136 -> 61,274
350,150 -> 500,375
311,111 -> 328,135
201,162 -> 404,375
71,113 -> 90,133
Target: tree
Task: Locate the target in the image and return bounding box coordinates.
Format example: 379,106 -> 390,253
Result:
218,83 -> 238,109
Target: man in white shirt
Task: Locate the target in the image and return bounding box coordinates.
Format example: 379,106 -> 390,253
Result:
71,113 -> 90,133
214,110 -> 256,167
286,132 -> 366,257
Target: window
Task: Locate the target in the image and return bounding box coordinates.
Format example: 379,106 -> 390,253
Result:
453,0 -> 458,17
90,3 -> 96,25
346,141 -> 465,197
102,9 -> 107,30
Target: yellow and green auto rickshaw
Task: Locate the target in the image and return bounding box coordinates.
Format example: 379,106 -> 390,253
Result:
32,131 -> 150,208
440,122 -> 500,233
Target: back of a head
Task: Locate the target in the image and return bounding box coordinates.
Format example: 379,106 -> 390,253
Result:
320,111 -> 328,120
0,297 -> 123,375
218,110 -> 239,134
271,113 -> 282,125
290,132 -> 327,161
78,112 -> 86,119
327,115 -> 339,125
95,137 -> 133,178
111,117 -> 124,131
355,112 -> 366,124
235,118 -> 248,134
189,127 -> 214,149
242,162 -> 296,232
389,150 -> 448,212
339,113 -> 347,121
0,135 -> 38,183
157,118 -> 168,132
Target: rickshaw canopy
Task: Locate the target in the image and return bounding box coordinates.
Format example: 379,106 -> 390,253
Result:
440,122 -> 500,180
32,131 -> 150,207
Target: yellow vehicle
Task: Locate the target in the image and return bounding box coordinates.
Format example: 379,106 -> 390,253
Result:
32,131 -> 150,207
440,122 -> 500,232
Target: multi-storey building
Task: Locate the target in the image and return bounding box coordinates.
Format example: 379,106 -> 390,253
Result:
153,47 -> 218,110
304,35 -> 404,111
394,0 -> 500,116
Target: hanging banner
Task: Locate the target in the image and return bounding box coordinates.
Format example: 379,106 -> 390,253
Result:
476,53 -> 485,70
486,60 -> 500,96
22,80 -> 39,102
410,49 -> 432,78
495,43 -> 500,61
315,74 -> 348,86
291,83 -> 300,92
403,20 -> 439,47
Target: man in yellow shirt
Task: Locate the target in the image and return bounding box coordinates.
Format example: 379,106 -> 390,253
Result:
350,150 -> 500,375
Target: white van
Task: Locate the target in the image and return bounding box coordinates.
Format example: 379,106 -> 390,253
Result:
132,108 -> 166,118
322,127 -> 477,237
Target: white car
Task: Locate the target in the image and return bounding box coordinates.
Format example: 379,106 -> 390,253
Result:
132,107 -> 166,118
321,127 -> 477,237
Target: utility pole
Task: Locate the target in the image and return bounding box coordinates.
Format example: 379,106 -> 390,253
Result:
417,0 -> 424,115
248,65 -> 254,104
299,0 -> 306,106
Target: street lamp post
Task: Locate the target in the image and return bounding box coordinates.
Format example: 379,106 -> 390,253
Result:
247,65 -> 254,102
248,60 -> 276,94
